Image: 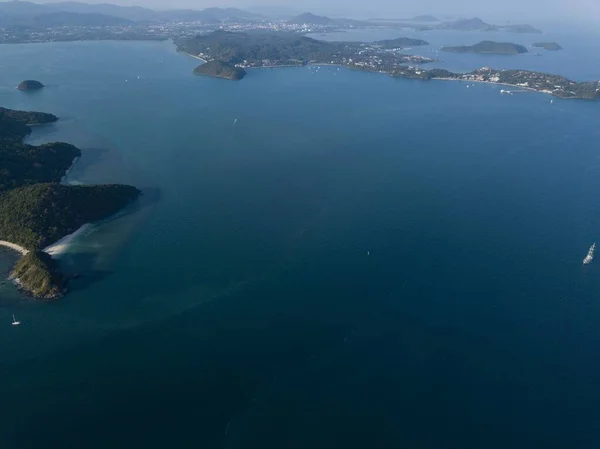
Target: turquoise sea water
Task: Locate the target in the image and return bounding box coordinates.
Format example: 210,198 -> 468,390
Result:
1,37 -> 600,448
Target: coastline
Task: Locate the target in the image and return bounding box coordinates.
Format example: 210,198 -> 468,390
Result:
61,156 -> 80,184
180,51 -> 207,63
0,241 -> 28,256
43,223 -> 92,257
432,77 -> 540,93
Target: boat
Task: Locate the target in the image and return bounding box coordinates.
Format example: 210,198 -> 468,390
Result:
11,315 -> 21,326
583,243 -> 596,265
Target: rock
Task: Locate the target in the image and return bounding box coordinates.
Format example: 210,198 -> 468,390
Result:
17,80 -> 45,91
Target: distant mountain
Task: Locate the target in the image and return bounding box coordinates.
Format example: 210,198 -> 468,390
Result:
0,2 -> 265,26
499,24 -> 542,33
287,12 -> 337,26
434,17 -> 542,33
439,17 -> 495,31
374,37 -> 429,48
32,11 -> 133,27
533,42 -> 562,51
410,15 -> 438,22
0,1 -> 53,15
442,41 -> 528,55
245,5 -> 300,19
45,1 -> 157,21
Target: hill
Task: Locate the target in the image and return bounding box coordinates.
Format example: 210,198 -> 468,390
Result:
411,15 -> 438,22
533,42 -> 562,51
11,251 -> 65,299
0,182 -> 140,250
287,12 -> 337,26
433,17 -> 541,33
442,41 -> 528,55
374,37 -> 429,48
194,61 -> 246,80
177,31 -> 334,66
32,11 -> 133,27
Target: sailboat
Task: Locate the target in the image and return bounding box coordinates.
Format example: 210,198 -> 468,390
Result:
12,315 -> 21,326
583,243 -> 596,265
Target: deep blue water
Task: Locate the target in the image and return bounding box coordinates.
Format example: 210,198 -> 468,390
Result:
1,38 -> 600,448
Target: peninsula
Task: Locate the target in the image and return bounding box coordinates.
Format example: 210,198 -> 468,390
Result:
194,60 -> 246,80
442,41 -> 528,55
176,30 -> 433,72
389,67 -> 600,100
0,106 -> 140,299
533,42 -> 563,51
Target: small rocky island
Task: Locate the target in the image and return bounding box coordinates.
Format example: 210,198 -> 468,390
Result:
533,42 -> 562,51
17,80 -> 45,91
194,60 -> 247,80
442,41 -> 528,55
0,106 -> 140,299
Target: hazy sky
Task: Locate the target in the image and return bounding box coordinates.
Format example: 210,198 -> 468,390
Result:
31,0 -> 600,22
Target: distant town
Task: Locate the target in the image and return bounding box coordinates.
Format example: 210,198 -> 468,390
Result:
0,2 -> 543,44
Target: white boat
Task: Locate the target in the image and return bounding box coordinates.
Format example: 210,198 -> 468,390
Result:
583,243 -> 595,265
12,315 -> 21,326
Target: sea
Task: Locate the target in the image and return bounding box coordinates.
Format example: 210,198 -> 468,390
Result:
1,26 -> 600,448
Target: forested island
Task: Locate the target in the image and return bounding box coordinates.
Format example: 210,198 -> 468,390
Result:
442,41 -> 528,55
194,60 -> 246,80
0,106 -> 140,299
533,42 -> 562,51
17,80 -> 45,91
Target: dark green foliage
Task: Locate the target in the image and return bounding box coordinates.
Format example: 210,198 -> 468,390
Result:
194,60 -> 247,80
0,142 -> 80,191
0,106 -> 141,298
0,107 -> 57,126
17,80 -> 44,91
0,183 -> 140,250
442,41 -> 528,54
11,250 -> 65,299
0,108 -> 78,191
373,37 -> 429,48
177,30 -> 335,65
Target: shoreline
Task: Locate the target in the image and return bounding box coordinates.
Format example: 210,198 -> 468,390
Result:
432,77 -> 540,93
61,156 -> 80,184
0,241 -> 28,256
43,223 -> 92,257
180,51 -> 207,63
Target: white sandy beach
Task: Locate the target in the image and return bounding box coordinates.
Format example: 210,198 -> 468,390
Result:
43,224 -> 92,256
0,241 -> 28,256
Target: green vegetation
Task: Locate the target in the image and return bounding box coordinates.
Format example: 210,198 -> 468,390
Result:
17,80 -> 45,91
442,41 -> 528,55
391,66 -> 600,100
373,37 -> 429,48
0,106 -> 140,299
533,42 -> 562,51
10,251 -> 65,299
194,60 -> 247,80
0,183 -> 140,250
177,30 -> 333,66
177,31 -> 432,74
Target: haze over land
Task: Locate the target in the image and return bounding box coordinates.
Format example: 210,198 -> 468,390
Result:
23,0 -> 600,22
